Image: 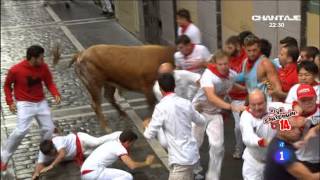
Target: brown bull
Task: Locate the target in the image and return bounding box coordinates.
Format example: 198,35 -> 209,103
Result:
64,45 -> 175,131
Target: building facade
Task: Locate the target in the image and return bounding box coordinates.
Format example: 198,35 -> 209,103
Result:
115,0 -> 319,59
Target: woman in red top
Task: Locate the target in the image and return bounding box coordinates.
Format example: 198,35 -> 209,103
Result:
1,45 -> 61,171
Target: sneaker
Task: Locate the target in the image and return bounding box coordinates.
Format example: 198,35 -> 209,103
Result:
102,11 -> 114,18
1,162 -> 7,172
232,148 -> 242,159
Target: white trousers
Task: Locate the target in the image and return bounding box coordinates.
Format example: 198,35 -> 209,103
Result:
168,164 -> 194,180
78,131 -> 121,156
231,100 -> 245,151
81,167 -> 133,180
192,113 -> 224,180
1,100 -> 54,163
242,152 -> 265,180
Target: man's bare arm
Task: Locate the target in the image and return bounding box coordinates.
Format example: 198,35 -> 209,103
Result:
204,87 -> 245,112
287,162 -> 320,180
120,154 -> 155,170
32,163 -> 45,180
40,148 -> 66,173
204,87 -> 231,110
261,59 -> 286,100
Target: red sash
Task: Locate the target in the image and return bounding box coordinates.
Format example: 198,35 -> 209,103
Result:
74,133 -> 84,166
81,170 -> 93,175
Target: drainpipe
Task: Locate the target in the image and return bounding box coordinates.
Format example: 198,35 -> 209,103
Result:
216,0 -> 222,48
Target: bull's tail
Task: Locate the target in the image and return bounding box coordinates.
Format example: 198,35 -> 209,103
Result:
52,43 -> 61,66
68,52 -> 82,68
51,42 -> 82,68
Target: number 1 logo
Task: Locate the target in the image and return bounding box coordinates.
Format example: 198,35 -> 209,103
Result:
280,151 -> 284,161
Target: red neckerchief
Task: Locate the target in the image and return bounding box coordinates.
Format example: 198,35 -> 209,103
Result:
311,81 -> 320,86
184,44 -> 195,59
207,64 -> 229,79
301,105 -> 319,117
163,92 -> 174,97
74,133 -> 84,166
180,22 -> 191,34
230,48 -> 247,73
246,53 -> 262,72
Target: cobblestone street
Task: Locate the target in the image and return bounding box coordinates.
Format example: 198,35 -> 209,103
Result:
1,1 -> 242,180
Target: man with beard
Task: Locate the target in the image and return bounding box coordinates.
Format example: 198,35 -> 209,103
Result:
240,35 -> 284,101
224,35 -> 247,159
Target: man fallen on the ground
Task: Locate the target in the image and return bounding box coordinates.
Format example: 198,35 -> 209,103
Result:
81,129 -> 155,180
32,131 -> 122,179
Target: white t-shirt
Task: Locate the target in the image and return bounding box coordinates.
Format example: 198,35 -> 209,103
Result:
144,93 -> 205,166
81,140 -> 128,170
296,108 -> 320,163
38,134 -> 77,163
177,23 -> 201,44
153,70 -> 200,101
285,83 -> 320,104
192,68 -> 237,114
240,102 -> 288,162
174,44 -> 211,74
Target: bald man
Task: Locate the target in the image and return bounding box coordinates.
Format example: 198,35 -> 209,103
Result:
149,63 -> 200,149
153,63 -> 200,101
240,89 -> 278,180
264,115 -> 320,180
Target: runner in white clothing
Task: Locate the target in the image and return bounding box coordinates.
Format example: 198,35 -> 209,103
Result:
192,50 -> 246,180
176,8 -> 201,44
174,35 -> 211,75
153,63 -> 200,101
292,84 -> 320,173
240,90 -> 279,180
151,63 -> 200,149
32,131 -> 122,179
144,73 -> 205,180
81,129 -> 155,180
